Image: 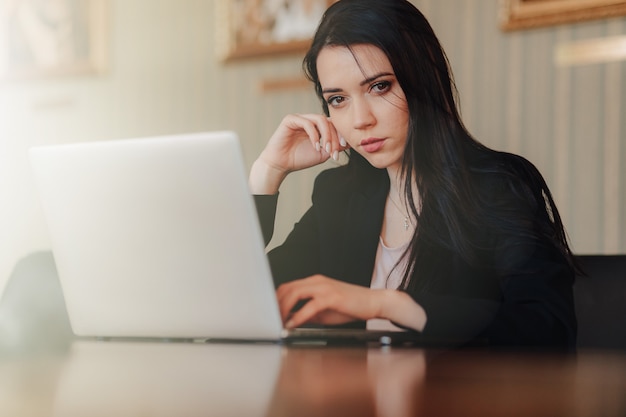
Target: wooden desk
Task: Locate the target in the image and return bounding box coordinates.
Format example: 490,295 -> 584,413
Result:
1,341 -> 624,416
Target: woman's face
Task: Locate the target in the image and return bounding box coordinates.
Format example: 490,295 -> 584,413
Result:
317,44 -> 409,172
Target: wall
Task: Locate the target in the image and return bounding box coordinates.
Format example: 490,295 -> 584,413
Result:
1,0 -> 625,295
422,0 -> 626,257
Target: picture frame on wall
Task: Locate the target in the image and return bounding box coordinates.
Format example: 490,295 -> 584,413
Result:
0,0 -> 107,83
216,0 -> 335,62
499,0 -> 626,31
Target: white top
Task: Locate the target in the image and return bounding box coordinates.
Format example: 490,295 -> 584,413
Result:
367,237 -> 410,331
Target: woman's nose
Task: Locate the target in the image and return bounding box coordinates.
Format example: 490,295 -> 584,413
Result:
352,99 -> 376,130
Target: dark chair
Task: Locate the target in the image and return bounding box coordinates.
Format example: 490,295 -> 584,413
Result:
0,251 -> 73,355
573,255 -> 626,351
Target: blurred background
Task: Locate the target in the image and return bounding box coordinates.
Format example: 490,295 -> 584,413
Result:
1,0 -> 625,296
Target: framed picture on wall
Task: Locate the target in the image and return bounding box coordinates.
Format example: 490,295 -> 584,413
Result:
216,0 -> 335,61
499,0 -> 626,31
0,0 -> 107,82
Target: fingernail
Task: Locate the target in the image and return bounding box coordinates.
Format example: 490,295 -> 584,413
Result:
325,143 -> 330,153
285,320 -> 294,329
332,150 -> 338,161
315,141 -> 320,152
340,136 -> 347,147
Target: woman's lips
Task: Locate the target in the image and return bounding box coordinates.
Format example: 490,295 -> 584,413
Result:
360,138 -> 386,153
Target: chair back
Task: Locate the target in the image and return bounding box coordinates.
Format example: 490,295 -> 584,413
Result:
0,252 -> 73,354
574,255 -> 626,351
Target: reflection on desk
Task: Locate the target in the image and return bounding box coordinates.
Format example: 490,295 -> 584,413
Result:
1,341 -> 281,417
268,346 -> 426,417
56,342 -> 281,416
0,341 -> 625,417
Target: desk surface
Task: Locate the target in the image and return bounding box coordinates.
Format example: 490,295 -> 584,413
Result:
1,341 -> 625,417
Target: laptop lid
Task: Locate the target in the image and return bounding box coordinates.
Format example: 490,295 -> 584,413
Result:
29,131 -> 284,340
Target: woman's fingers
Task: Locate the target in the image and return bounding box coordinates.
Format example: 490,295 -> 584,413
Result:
286,299 -> 357,328
270,113 -> 349,169
289,114 -> 322,151
276,275 -> 370,328
252,114 -> 349,194
293,114 -> 329,156
277,276 -> 325,322
276,277 -> 311,321
298,114 -> 348,161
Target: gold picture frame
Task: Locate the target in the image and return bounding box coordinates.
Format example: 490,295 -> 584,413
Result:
499,0 -> 626,31
0,0 -> 107,82
216,0 -> 335,62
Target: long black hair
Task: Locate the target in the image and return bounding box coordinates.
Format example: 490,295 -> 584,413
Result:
303,0 -> 579,290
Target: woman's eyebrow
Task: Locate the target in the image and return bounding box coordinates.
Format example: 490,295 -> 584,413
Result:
322,72 -> 394,95
321,87 -> 342,95
359,72 -> 394,86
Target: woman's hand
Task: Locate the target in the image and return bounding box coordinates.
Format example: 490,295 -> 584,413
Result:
276,275 -> 428,331
249,114 -> 349,194
277,275 -> 382,328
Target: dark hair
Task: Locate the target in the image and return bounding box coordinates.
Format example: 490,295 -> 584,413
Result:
303,0 -> 578,290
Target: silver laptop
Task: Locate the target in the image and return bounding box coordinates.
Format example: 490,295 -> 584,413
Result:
29,131 -> 425,345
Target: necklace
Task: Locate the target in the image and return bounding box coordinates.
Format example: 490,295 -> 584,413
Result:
388,194 -> 411,231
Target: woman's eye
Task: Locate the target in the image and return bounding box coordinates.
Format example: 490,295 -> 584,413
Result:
327,96 -> 346,107
371,81 -> 391,94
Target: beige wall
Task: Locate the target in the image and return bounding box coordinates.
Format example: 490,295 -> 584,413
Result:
425,0 -> 625,257
1,0 -> 625,295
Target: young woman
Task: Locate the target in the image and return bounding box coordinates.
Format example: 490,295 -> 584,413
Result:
249,0 -> 578,349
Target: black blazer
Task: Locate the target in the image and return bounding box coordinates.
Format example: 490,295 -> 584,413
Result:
254,164 -> 577,350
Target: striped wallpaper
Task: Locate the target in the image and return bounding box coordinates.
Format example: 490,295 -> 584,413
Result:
417,0 -> 626,255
